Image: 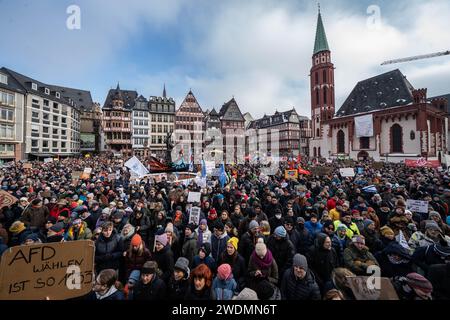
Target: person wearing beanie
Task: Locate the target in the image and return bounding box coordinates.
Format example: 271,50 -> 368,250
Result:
305,213 -> 323,238
21,197 -> 49,232
232,287 -> 259,300
182,224 -> 198,266
295,216 -> 314,256
280,253 -> 320,300
129,208 -> 151,248
239,219 -> 262,267
374,242 -> 413,278
153,232 -> 174,284
111,210 -> 127,233
8,221 -> 32,247
211,220 -> 230,263
132,261 -> 166,300
361,219 -> 383,253
254,279 -> 281,300
95,207 -> 111,230
267,226 -> 295,286
248,238 -> 278,290
219,237 -> 247,291
212,263 -> 237,300
392,272 -> 433,300
44,221 -> 65,243
428,211 -> 450,236
334,210 -> 360,240
192,243 -> 217,273
167,257 -> 190,300
343,235 -> 379,275
23,232 -> 42,245
195,219 -> 212,248
66,218 -> 92,242
124,233 -> 151,280
95,221 -> 124,274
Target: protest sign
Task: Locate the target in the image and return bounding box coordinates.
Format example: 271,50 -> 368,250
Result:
71,171 -> 82,180
347,276 -> 399,300
187,191 -> 201,203
340,168 -> 355,177
310,167 -> 333,176
406,199 -> 428,213
44,158 -> 53,163
188,207 -> 201,226
204,161 -> 215,175
0,190 -> 18,209
23,163 -> 32,169
284,169 -> 298,180
80,167 -> 92,180
0,240 -> 95,300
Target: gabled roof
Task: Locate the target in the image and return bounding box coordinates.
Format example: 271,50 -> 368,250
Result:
51,85 -> 93,111
177,90 -> 203,113
103,86 -> 138,110
219,98 -> 245,121
250,108 -> 300,129
313,11 -> 330,55
429,93 -> 450,113
2,67 -> 83,109
336,69 -> 415,117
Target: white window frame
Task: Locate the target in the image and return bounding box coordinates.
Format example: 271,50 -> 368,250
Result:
45,88 -> 50,95
56,92 -> 60,98
32,83 -> 38,90
0,74 -> 7,85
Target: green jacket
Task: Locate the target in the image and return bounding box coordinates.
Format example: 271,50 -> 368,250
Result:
343,243 -> 379,275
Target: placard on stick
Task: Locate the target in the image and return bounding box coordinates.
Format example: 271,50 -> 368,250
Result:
189,207 -> 201,226
0,240 -> 95,300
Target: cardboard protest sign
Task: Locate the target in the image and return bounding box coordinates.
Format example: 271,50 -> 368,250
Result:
71,171 -> 83,180
373,162 -> 384,170
188,207 -> 201,226
284,170 -> 298,180
347,276 -> 399,300
0,190 -> 18,209
23,163 -> 32,169
310,167 -> 333,176
340,168 -> 355,177
0,240 -> 95,300
406,199 -> 428,213
80,167 -> 92,180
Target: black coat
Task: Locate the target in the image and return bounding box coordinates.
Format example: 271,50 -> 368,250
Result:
374,243 -> 413,278
412,243 -> 450,276
167,277 -> 189,300
152,245 -> 174,284
132,275 -> 167,300
184,285 -> 212,300
219,252 -> 247,291
267,236 -> 295,276
307,237 -> 339,287
280,268 -> 321,300
428,263 -> 450,300
238,231 -> 256,266
95,230 -> 124,272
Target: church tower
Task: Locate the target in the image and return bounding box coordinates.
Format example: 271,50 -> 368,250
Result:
310,6 -> 335,139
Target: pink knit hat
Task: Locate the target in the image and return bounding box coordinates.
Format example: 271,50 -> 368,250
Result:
155,233 -> 168,247
217,263 -> 232,280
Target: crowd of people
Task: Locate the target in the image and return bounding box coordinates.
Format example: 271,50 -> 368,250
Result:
1,155 -> 450,300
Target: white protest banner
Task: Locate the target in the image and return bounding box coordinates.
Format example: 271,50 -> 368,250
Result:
204,161 -> 215,175
125,156 -> 149,178
80,167 -> 92,180
406,199 -> 428,213
340,168 -> 355,177
194,177 -> 207,188
44,158 -> 53,163
187,191 -> 201,203
188,207 -> 201,226
355,114 -> 374,138
0,240 -> 95,300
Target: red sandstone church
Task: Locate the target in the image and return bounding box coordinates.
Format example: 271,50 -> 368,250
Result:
309,9 -> 449,163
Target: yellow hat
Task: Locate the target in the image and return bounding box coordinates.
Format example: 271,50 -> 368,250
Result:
9,221 -> 26,234
227,237 -> 239,251
380,226 -> 395,237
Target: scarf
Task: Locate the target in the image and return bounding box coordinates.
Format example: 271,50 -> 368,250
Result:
251,249 -> 273,270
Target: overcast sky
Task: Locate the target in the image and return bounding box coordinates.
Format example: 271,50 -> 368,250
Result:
1,0 -> 449,119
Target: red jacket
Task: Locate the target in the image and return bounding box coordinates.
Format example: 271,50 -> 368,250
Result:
49,206 -> 70,219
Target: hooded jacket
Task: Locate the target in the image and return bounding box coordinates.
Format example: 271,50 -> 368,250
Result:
65,221 -> 92,241
267,235 -> 295,278
211,232 -> 230,262
412,242 -> 450,276
307,233 -> 339,286
192,243 -> 217,272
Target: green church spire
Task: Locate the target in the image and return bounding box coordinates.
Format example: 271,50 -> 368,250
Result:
313,6 -> 330,55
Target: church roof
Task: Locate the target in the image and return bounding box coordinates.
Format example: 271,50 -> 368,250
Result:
335,69 -> 415,117
313,11 -> 330,55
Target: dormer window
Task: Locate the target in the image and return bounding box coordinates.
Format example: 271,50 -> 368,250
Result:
0,73 -> 7,85
56,92 -> 60,98
45,88 -> 50,95
32,83 -> 38,90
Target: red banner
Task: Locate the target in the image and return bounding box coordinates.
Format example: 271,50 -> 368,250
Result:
405,158 -> 440,168
298,167 -> 311,175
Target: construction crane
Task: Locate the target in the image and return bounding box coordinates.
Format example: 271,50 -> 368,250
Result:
381,50 -> 450,66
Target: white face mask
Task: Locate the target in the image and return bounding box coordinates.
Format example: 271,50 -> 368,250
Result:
275,214 -> 282,219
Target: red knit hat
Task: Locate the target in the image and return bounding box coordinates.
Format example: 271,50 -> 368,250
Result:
131,234 -> 142,247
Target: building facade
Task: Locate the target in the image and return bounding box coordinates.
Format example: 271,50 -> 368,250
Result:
299,115 -> 312,156
132,95 -> 150,157
148,90 -> 176,159
219,98 -> 245,162
3,68 -> 81,159
102,84 -> 136,157
308,10 -> 448,162
0,68 -> 25,162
